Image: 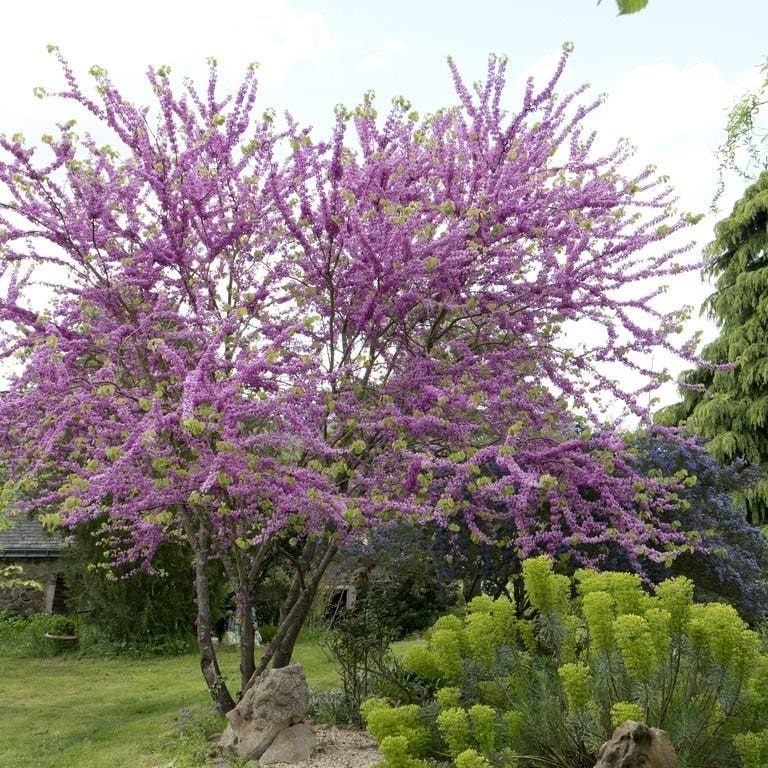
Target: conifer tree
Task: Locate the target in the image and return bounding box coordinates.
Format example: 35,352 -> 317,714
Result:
658,171 -> 768,522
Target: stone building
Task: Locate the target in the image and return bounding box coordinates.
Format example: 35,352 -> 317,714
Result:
0,518 -> 65,614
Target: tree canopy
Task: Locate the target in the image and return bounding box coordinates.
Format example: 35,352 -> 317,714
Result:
0,46 -> 700,707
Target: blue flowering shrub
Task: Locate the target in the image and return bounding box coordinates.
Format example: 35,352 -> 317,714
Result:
361,556 -> 768,768
627,433 -> 768,625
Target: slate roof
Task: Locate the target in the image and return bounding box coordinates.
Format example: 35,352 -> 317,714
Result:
0,518 -> 63,558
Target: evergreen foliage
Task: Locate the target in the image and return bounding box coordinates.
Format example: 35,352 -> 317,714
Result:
61,522 -> 203,647
322,526 -> 456,716
659,171 -> 768,522
330,521 -> 459,636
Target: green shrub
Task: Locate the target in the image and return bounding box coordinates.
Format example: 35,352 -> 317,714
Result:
170,705 -> 227,768
0,611 -> 50,656
362,556 -> 768,768
0,610 -> 198,659
252,565 -> 292,626
734,728 -> 768,768
378,735 -> 429,768
309,688 -> 360,726
45,615 -> 77,636
322,579 -> 435,716
62,522 -> 204,649
361,697 -> 437,761
40,615 -> 80,655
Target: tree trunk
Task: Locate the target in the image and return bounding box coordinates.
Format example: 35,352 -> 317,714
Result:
238,599 -> 256,693
248,537 -> 337,686
218,540 -> 273,696
462,570 -> 482,605
192,546 -> 236,713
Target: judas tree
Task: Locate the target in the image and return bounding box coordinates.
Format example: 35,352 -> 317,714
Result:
0,45 -> 700,709
276,49 -> 701,574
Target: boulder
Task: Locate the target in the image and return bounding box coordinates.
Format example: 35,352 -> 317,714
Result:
259,722 -> 316,765
219,663 -> 312,762
593,720 -> 679,768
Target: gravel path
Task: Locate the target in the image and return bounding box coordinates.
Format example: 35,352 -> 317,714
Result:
204,726 -> 384,768
268,726 -> 383,768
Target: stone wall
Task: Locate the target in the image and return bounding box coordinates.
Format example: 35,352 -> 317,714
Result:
0,559 -> 63,614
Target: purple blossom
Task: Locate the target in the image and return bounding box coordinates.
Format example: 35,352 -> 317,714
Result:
0,47 -> 704,698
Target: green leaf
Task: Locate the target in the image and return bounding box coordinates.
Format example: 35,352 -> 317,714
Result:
615,0 -> 649,14
599,0 -> 649,13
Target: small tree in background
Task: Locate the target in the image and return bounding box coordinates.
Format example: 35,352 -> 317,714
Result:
321,522 -> 459,713
713,55 -> 768,207
0,45 -> 702,709
328,522 -> 459,637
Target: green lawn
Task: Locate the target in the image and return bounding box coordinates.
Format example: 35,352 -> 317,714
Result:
0,639 -> 340,768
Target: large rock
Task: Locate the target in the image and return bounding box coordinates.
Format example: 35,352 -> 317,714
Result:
593,721 -> 679,768
219,664 -> 314,762
259,722 -> 316,765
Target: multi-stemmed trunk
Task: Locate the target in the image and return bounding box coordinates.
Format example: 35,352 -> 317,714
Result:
248,536 -> 338,685
185,504 -> 339,709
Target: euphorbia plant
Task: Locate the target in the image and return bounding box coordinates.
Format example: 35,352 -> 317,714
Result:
362,557 -> 768,768
0,44 -> 702,710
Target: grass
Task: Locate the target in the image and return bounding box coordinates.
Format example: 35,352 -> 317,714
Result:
0,636 -> 342,768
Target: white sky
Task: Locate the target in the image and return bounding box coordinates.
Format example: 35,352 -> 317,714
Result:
0,0 -> 766,410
